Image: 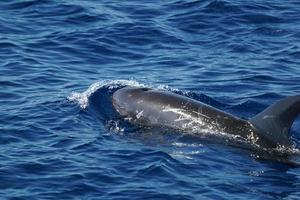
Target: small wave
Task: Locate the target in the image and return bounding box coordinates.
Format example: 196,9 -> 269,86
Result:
4,0 -> 51,10
238,13 -> 283,24
253,26 -> 289,37
202,0 -> 242,14
170,151 -> 200,160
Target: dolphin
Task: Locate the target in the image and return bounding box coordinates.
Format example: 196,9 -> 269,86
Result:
112,86 -> 300,148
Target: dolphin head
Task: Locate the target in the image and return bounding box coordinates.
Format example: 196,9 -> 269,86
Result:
112,87 -> 152,116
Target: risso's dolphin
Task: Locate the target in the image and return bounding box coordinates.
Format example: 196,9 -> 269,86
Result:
112,86 -> 300,148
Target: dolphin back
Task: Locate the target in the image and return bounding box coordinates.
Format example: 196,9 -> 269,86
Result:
249,95 -> 300,146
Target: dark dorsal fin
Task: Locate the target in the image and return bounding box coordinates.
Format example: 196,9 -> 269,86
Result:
249,95 -> 300,146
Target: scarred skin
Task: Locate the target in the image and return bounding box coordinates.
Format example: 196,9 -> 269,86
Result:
112,87 -> 284,148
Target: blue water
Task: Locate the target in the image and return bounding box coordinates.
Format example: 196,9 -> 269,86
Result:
1,0 -> 300,199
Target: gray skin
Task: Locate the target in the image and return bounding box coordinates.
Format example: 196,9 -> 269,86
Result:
112,87 -> 300,148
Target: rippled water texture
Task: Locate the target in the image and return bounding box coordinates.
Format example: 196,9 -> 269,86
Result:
1,0 -> 300,199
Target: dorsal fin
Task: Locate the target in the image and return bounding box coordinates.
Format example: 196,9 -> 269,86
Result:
249,95 -> 300,146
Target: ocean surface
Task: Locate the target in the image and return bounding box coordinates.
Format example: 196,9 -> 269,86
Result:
1,0 -> 300,199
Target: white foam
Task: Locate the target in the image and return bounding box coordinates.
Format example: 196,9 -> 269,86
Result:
67,79 -> 147,109
157,84 -> 191,95
172,142 -> 203,147
170,150 -> 205,160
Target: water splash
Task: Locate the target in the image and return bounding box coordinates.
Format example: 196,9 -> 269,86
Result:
67,79 -> 147,109
67,79 -> 189,109
107,120 -> 125,134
